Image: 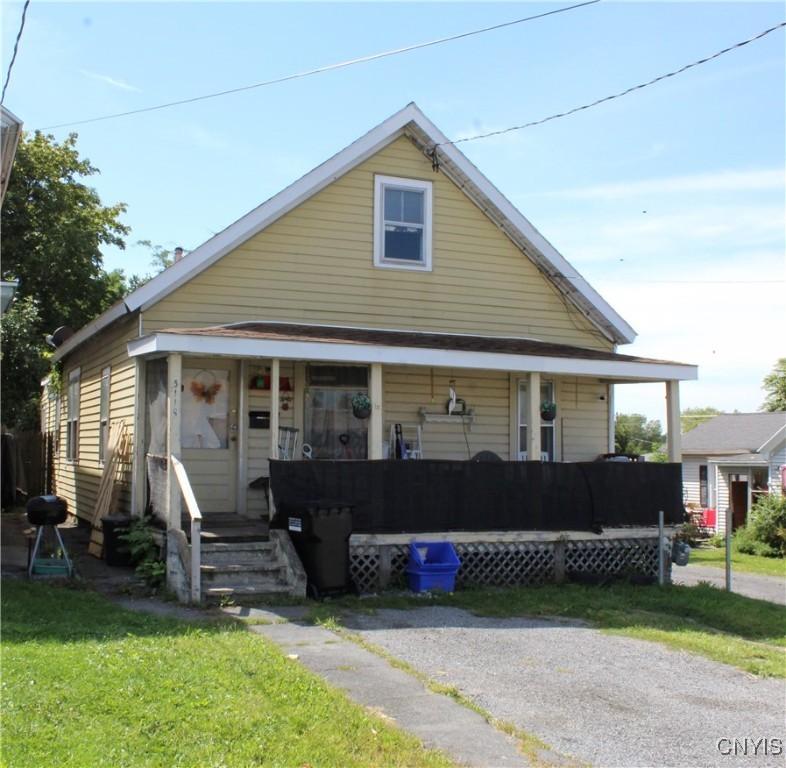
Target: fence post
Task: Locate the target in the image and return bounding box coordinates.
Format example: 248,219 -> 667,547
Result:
553,539 -> 566,584
725,505 -> 732,592
658,509 -> 665,586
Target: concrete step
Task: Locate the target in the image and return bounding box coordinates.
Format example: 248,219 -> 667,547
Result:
201,541 -> 276,553
204,582 -> 296,603
201,563 -> 286,587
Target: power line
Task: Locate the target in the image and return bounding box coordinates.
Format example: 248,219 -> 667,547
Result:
39,0 -> 600,130
438,20 -> 786,147
1,0 -> 31,104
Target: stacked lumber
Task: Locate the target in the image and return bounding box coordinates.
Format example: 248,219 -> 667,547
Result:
88,421 -> 132,558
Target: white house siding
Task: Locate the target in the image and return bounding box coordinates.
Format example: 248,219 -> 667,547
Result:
769,442 -> 785,496
682,457 -> 704,507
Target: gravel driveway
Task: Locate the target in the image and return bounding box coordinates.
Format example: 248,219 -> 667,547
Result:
344,607 -> 785,768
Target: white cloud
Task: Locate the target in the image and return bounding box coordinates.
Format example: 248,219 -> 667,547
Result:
549,168 -> 784,200
79,69 -> 141,92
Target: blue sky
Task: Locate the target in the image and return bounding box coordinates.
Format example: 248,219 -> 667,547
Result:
3,1 -> 784,423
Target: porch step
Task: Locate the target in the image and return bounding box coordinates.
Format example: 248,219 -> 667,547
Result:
204,583 -> 297,602
184,513 -> 270,545
201,563 -> 288,589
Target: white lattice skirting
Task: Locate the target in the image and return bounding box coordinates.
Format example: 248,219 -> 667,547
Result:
350,534 -> 670,594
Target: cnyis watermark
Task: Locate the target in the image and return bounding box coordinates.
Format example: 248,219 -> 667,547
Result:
717,738 -> 783,757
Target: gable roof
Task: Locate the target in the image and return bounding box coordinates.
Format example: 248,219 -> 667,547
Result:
682,412 -> 786,455
54,102 -> 636,362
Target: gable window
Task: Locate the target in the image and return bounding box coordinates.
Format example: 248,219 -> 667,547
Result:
374,175 -> 432,271
66,368 -> 80,462
99,366 -> 111,463
518,380 -> 555,461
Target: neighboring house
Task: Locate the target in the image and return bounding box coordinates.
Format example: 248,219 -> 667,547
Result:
682,412 -> 786,532
1,105 -> 22,205
41,104 -> 697,600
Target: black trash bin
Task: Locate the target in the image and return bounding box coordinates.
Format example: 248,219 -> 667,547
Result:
101,515 -> 133,567
282,500 -> 354,598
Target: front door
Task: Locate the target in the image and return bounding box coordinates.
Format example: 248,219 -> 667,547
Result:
181,359 -> 238,513
730,480 -> 748,530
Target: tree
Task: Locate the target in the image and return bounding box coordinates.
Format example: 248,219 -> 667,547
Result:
1,131 -> 128,429
681,406 -> 722,433
761,358 -> 786,412
1,131 -> 129,335
0,297 -> 50,429
125,240 -> 176,292
614,413 -> 665,456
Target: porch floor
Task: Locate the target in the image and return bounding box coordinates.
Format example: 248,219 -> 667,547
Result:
183,512 -> 269,543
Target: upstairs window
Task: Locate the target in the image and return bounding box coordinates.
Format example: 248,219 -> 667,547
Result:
374,175 -> 432,271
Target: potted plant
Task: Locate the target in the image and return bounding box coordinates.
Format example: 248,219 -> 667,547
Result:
540,401 -> 557,422
351,393 -> 372,419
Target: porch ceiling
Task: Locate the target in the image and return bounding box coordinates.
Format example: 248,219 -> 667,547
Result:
127,321 -> 698,382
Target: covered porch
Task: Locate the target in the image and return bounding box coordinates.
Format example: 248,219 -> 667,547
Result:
126,322 -> 697,601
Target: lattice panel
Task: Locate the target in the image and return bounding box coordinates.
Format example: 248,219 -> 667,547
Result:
565,538 -> 660,578
388,546 -> 409,588
455,542 -> 554,587
350,546 -> 380,593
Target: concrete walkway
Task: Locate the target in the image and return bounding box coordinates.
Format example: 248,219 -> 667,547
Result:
221,605 -> 536,768
672,563 -> 786,605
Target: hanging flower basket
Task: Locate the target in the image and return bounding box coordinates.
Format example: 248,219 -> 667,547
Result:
540,401 -> 557,421
351,393 -> 372,419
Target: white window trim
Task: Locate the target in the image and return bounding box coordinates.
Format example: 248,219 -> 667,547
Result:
99,366 -> 111,464
66,367 -> 81,463
517,379 -> 556,462
373,174 -> 433,271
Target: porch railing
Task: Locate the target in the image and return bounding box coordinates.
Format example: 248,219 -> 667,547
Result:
171,455 -> 202,604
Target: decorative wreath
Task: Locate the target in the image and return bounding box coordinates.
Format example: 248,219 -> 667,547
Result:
190,370 -> 223,404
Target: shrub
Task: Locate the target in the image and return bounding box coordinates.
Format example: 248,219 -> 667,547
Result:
733,494 -> 786,559
707,533 -> 724,548
119,516 -> 166,588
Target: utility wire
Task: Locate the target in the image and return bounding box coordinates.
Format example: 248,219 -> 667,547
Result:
40,0 -> 599,130
438,20 -> 786,147
1,0 -> 31,104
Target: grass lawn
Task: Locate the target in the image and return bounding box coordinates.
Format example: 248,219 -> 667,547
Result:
310,581 -> 786,679
689,544 -> 786,578
1,579 -> 454,768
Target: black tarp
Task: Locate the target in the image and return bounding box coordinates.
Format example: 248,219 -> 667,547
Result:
270,459 -> 685,533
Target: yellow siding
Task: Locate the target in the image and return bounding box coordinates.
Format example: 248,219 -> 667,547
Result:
143,135 -> 610,350
555,377 -> 609,462
384,366 -> 511,460
52,316 -> 138,521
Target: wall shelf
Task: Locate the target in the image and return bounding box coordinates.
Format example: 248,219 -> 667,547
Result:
418,408 -> 475,431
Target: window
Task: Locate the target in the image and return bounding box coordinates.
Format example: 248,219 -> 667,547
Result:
699,465 -> 708,507
304,365 -> 368,459
374,175 -> 432,270
518,380 -> 555,461
99,366 -> 111,463
66,368 -> 80,462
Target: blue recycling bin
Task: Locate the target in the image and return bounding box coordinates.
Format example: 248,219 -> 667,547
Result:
406,541 -> 461,593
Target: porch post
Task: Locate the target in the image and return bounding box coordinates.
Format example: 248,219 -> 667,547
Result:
666,380 -> 681,462
166,352 -> 182,530
369,363 -> 383,459
270,358 -> 280,460
527,371 -> 542,460
237,359 -> 248,515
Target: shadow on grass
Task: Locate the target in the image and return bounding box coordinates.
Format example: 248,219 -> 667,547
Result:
1,578 -> 237,644
305,581 -> 786,647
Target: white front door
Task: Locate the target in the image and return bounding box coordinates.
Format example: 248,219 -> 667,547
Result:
181,358 -> 238,513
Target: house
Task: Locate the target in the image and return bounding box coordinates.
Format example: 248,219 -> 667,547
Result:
41,104 -> 697,601
682,412 -> 786,532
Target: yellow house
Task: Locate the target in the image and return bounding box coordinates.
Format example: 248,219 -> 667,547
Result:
44,104 -> 697,602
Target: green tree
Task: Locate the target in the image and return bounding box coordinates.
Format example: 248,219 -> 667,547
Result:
614,413 -> 665,456
125,240 -> 176,292
0,297 -> 50,429
1,131 -> 128,429
681,406 -> 722,433
761,358 -> 786,412
1,131 -> 129,335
